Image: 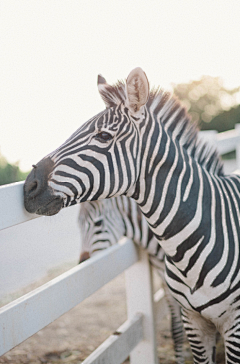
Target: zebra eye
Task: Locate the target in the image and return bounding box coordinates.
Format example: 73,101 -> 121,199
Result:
95,220 -> 103,227
95,131 -> 113,142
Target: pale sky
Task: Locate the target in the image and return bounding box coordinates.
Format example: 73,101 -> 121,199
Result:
1,0 -> 240,171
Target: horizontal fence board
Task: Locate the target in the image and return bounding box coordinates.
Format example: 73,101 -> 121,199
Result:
0,182 -> 39,230
0,238 -> 139,356
199,128 -> 240,156
216,130 -> 240,155
82,313 -> 143,364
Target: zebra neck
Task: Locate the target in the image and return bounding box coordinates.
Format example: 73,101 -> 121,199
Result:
132,127 -> 210,260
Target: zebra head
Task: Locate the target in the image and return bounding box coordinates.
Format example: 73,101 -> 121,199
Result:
78,199 -> 125,262
24,68 -> 150,215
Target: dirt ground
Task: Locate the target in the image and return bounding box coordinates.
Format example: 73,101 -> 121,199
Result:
0,271 -> 225,364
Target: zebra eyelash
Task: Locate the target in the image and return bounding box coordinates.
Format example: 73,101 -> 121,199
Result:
94,131 -> 113,143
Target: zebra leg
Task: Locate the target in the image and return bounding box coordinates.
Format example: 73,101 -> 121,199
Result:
222,318 -> 240,363
161,280 -> 185,364
181,308 -> 217,364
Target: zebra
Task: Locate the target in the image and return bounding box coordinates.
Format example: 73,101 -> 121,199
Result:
24,67 -> 240,363
79,196 -> 185,364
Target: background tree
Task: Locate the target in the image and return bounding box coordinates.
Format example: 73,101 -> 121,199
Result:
173,76 -> 240,132
0,152 -> 29,186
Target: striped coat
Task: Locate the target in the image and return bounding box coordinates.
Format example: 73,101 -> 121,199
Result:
24,68 -> 240,364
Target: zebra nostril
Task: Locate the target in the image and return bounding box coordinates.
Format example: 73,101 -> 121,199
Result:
26,179 -> 40,198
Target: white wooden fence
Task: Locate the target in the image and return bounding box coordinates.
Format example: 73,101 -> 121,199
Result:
200,124 -> 240,170
0,182 -> 158,364
1,125 -> 240,364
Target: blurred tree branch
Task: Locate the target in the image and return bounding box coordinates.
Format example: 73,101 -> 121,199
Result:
173,76 -> 240,131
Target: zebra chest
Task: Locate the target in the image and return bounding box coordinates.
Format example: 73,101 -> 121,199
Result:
164,257 -> 240,320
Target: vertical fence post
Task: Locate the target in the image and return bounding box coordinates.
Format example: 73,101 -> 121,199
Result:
125,247 -> 158,364
235,124 -> 240,169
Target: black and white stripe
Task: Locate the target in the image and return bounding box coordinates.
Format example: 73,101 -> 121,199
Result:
24,67 -> 240,363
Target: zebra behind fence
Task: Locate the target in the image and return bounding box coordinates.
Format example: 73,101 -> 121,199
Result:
79,196 -> 185,364
24,67 -> 240,363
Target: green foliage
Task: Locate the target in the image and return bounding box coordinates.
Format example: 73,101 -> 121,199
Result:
204,105 -> 240,133
173,76 -> 240,132
0,154 -> 29,186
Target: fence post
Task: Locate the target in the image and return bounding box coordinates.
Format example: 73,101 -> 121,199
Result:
235,124 -> 240,169
125,248 -> 158,364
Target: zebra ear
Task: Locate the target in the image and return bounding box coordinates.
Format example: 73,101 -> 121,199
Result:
98,74 -> 107,86
97,74 -> 113,108
126,67 -> 149,114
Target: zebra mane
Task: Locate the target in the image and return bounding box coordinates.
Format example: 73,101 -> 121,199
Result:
101,80 -> 224,176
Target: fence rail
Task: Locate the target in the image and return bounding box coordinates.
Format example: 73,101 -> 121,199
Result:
0,182 -> 158,363
1,125 -> 240,363
199,123 -> 240,169
0,238 -> 138,356
0,182 -> 39,231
